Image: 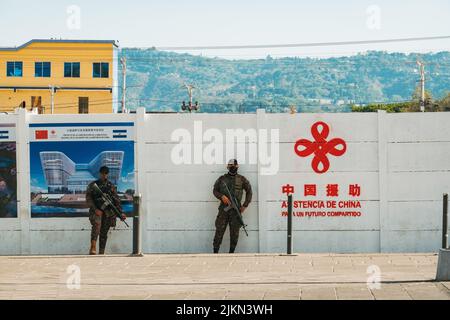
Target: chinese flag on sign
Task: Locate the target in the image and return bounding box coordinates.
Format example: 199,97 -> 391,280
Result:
35,130 -> 48,140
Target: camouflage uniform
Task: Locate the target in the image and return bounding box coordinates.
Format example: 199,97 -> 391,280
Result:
86,179 -> 122,252
0,192 -> 13,217
212,173 -> 252,253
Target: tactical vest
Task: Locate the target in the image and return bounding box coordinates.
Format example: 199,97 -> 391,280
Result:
234,175 -> 244,204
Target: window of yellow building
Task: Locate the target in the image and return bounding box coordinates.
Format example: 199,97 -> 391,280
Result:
93,62 -> 109,78
6,61 -> 23,77
64,62 -> 80,78
35,62 -> 51,77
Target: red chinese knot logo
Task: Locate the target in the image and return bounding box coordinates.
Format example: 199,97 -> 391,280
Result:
294,121 -> 346,174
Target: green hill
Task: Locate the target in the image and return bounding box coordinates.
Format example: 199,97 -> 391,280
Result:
120,49 -> 450,113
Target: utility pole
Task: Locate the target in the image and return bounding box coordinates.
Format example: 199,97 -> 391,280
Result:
181,83 -> 199,112
120,57 -> 127,113
49,85 -> 55,114
417,60 -> 425,112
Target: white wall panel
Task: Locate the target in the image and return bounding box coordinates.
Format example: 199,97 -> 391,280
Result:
146,201 -> 259,230
386,201 -> 441,231
147,230 -> 259,253
387,113 -> 450,142
266,200 -> 379,231
29,230 -> 132,254
388,172 -> 450,201
382,230 -> 441,252
146,172 -> 258,202
389,142 -> 450,172
266,230 -> 380,253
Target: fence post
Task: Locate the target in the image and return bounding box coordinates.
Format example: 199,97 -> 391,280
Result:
132,194 -> 142,255
443,193 -> 448,249
287,194 -> 293,255
436,193 -> 449,280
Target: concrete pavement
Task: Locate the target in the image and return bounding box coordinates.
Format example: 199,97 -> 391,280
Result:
0,253 -> 449,300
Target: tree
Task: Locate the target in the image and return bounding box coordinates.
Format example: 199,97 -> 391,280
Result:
437,92 -> 450,111
410,86 -> 434,112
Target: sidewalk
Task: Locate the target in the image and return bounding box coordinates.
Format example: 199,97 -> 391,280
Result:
0,253 -> 449,300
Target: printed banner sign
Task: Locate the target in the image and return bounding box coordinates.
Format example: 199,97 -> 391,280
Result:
30,122 -> 135,218
0,124 -> 17,218
29,122 -> 134,142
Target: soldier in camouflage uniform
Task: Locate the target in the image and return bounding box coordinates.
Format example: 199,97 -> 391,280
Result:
212,159 -> 252,253
86,166 -> 126,255
0,178 -> 15,218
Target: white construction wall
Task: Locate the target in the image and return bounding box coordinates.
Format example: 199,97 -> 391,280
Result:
0,108 -> 449,255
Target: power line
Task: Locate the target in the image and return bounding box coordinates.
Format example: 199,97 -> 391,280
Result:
3,35 -> 449,53
154,35 -> 450,51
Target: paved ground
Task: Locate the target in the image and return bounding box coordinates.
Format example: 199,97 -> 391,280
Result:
0,253 -> 449,300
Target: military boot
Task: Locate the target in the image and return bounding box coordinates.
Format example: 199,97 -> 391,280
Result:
89,240 -> 97,255
99,238 -> 107,255
213,247 -> 219,254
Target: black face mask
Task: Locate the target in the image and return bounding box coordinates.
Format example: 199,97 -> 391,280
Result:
228,166 -> 238,175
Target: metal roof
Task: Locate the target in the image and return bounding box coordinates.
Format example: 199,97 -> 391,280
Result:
0,39 -> 119,51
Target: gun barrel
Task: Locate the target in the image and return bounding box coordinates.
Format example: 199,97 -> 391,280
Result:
223,182 -> 249,237
93,183 -> 129,228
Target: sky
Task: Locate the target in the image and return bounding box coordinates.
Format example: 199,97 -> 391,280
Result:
0,0 -> 449,58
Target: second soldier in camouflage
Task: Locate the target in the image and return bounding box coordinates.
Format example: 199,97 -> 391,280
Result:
212,159 -> 252,253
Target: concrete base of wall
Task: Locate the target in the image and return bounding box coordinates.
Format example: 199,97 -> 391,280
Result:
436,248 -> 450,281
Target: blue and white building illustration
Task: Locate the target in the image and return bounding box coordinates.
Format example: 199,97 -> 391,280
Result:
39,151 -> 124,193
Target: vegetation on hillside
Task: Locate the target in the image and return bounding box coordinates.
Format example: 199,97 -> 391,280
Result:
120,49 -> 450,113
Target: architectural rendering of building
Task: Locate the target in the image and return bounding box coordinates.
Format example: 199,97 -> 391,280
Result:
39,151 -> 124,193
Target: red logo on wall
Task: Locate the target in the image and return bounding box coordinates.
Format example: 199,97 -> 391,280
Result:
294,121 -> 346,174
35,130 -> 48,140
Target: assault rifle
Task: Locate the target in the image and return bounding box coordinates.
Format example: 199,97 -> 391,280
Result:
222,182 -> 249,237
92,183 -> 129,227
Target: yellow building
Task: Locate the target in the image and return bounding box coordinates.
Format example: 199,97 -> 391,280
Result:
0,39 -> 119,114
